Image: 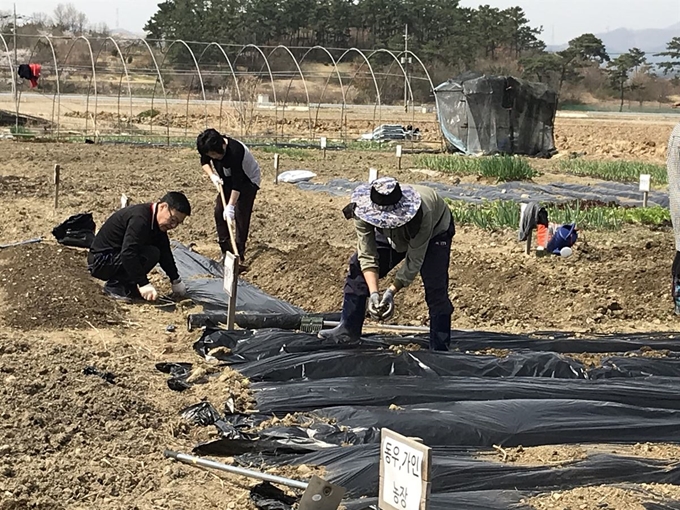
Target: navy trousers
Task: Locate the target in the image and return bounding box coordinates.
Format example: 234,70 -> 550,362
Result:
343,219 -> 455,350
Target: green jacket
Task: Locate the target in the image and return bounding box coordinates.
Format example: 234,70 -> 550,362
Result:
355,185 -> 451,288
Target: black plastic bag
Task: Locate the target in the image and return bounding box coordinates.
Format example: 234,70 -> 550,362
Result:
180,402 -> 222,426
52,213 -> 96,248
250,482 -> 297,510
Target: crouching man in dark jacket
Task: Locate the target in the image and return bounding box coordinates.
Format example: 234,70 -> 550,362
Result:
87,191 -> 191,303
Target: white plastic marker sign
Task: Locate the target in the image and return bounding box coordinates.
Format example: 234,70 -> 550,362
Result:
379,429 -> 431,510
369,167 -> 378,183
396,145 -> 402,158
320,136 -> 327,149
639,174 -> 651,192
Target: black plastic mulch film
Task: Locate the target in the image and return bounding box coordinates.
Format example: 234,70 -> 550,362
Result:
161,325 -> 680,508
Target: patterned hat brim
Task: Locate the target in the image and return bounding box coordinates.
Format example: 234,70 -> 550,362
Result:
351,183 -> 422,229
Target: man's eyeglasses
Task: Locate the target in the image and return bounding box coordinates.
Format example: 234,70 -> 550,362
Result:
168,209 -> 184,227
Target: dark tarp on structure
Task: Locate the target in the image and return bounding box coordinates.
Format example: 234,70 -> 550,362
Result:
434,74 -> 557,156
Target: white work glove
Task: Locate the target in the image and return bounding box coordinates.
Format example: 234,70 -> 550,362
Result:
378,289 -> 395,320
367,291 -> 382,320
210,173 -> 223,187
138,283 -> 158,301
171,278 -> 187,297
223,204 -> 236,222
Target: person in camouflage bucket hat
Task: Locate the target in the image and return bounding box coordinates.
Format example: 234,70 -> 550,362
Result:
319,177 -> 456,351
351,177 -> 422,229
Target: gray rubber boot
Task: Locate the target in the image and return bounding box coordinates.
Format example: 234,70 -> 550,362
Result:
318,294 -> 366,344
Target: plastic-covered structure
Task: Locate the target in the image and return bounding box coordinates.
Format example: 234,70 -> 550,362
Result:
434,73 -> 557,156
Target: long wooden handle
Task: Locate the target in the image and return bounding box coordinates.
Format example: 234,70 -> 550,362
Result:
215,184 -> 240,259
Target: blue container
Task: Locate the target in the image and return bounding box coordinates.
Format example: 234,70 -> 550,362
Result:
547,223 -> 578,255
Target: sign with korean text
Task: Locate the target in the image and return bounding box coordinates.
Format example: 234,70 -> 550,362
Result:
379,429 -> 431,510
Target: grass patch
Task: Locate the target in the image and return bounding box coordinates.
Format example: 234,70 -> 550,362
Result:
257,145 -> 313,158
137,108 -> 161,119
341,141 -> 393,151
415,155 -> 536,181
559,160 -> 667,185
447,199 -> 670,231
10,125 -> 35,138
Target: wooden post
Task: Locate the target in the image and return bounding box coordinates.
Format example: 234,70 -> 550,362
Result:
53,164 -> 61,209
396,144 -> 402,170
525,229 -> 532,255
520,203 -> 531,255
274,153 -> 280,184
320,136 -> 327,159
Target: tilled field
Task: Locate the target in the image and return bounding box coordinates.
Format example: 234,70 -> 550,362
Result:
1,115 -> 680,509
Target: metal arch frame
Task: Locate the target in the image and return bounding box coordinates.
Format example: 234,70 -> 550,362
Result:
232,44 -> 277,139
92,36 -> 133,135
155,39 -> 208,136
396,50 -> 437,102
17,35 -> 60,137
396,50 -> 444,146
58,35 -> 98,137
265,45 -> 313,139
334,48 -> 382,131
347,48 -> 414,110
129,38 -> 170,141
287,45 -> 346,140
0,35 -> 17,124
345,48 -> 415,143
359,49 -> 413,102
193,42 -> 243,137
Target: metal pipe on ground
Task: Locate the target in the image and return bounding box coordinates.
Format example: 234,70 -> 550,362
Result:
164,450 -> 308,490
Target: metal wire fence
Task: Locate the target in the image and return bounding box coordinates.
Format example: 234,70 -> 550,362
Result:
0,35 -> 441,146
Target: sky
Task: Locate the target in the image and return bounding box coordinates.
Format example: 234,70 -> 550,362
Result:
6,0 -> 680,44
460,0 -> 680,45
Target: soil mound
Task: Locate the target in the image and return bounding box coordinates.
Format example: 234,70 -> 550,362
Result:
0,243 -> 122,330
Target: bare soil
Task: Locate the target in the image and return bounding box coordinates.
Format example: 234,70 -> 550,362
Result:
0,115 -> 679,509
0,244 -> 122,330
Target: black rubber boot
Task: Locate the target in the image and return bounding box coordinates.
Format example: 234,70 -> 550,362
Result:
429,314 -> 451,351
318,294 -> 366,344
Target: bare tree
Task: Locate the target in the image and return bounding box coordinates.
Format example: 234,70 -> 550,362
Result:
89,22 -> 110,37
30,12 -> 52,27
53,3 -> 88,33
0,10 -> 11,31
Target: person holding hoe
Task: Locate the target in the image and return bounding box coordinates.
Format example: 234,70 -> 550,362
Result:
319,177 -> 456,351
196,128 -> 261,267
